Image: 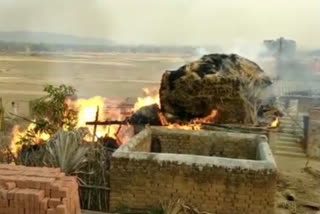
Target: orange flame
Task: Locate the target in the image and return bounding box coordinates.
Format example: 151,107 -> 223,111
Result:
133,88 -> 160,112
72,96 -> 123,140
161,110 -> 217,130
192,110 -> 217,124
10,124 -> 50,156
10,96 -> 124,155
10,87 -> 217,156
166,123 -> 202,130
269,117 -> 279,128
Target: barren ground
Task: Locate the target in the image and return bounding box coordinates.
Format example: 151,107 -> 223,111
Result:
0,53 -> 192,108
1,53 -> 319,214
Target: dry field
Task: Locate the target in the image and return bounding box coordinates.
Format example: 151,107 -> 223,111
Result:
0,53 -> 193,114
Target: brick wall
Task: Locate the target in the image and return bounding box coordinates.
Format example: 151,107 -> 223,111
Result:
0,164 -> 81,214
151,128 -> 258,159
110,127 -> 278,214
307,107 -> 320,158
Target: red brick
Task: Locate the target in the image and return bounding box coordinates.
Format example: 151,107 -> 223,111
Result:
48,198 -> 61,208
34,190 -> 45,202
34,208 -> 40,214
0,199 -> 8,208
0,165 -> 80,214
50,181 -> 62,190
9,199 -> 17,208
39,198 -> 48,210
5,182 -> 16,190
56,204 -> 67,214
18,208 -> 24,214
7,188 -> 18,200
45,188 -> 51,197
0,188 -> 8,199
51,187 -> 68,198
46,208 -> 56,214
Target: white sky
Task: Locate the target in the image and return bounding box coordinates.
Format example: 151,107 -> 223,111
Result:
0,0 -> 319,49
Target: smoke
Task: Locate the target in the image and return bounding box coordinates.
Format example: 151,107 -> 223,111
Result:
225,40 -> 267,61
0,0 -> 110,38
1,0 -> 320,98
193,47 -> 209,58
0,0 -> 320,49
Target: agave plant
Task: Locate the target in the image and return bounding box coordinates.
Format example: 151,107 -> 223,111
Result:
160,200 -> 212,214
44,130 -> 90,175
161,199 -> 184,214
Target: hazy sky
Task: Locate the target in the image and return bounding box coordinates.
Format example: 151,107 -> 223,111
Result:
0,0 -> 319,49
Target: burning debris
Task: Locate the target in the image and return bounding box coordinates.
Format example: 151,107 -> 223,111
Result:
160,54 -> 272,124
130,104 -> 162,126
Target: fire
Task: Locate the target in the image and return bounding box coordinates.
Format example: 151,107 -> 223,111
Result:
72,96 -> 123,141
10,96 -> 124,155
133,88 -> 160,112
161,110 -> 217,130
269,117 -> 279,128
10,87 -> 217,156
166,123 -> 202,130
10,124 -> 50,156
192,110 -> 217,124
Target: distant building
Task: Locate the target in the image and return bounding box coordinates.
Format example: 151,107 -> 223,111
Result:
313,58 -> 320,75
262,37 -> 297,77
263,37 -> 296,59
24,45 -> 31,55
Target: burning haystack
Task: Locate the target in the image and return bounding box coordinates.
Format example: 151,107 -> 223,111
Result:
160,54 -> 272,124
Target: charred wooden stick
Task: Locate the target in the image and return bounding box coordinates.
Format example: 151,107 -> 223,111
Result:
85,120 -> 129,126
92,106 -> 99,143
8,112 -> 37,124
85,120 -> 166,127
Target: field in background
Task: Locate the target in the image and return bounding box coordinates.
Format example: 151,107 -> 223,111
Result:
0,53 -> 193,115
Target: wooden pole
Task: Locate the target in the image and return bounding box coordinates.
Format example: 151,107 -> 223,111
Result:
86,120 -> 128,125
0,98 -> 4,131
92,106 -> 99,143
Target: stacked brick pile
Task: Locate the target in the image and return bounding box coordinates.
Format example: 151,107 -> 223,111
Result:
0,164 -> 81,214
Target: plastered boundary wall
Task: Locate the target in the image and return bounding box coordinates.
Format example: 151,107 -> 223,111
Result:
110,127 -> 278,214
307,107 -> 320,158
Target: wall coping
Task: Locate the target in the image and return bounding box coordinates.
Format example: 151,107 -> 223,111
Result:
113,127 -> 277,173
310,107 -> 320,112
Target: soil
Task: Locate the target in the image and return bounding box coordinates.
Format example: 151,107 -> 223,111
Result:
275,156 -> 320,214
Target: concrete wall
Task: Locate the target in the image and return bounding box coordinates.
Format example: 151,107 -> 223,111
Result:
307,108 -> 320,158
297,97 -> 320,114
281,96 -> 320,114
110,128 -> 278,214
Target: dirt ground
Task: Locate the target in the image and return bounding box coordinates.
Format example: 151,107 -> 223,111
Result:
1,53 -> 319,214
275,156 -> 320,214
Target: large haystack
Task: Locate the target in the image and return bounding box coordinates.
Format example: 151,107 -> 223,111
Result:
160,54 -> 272,124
